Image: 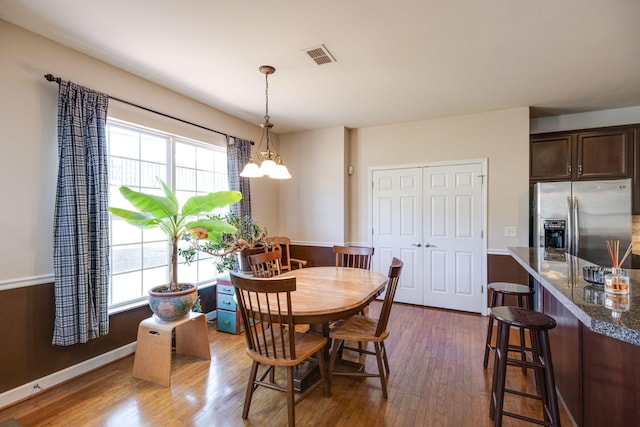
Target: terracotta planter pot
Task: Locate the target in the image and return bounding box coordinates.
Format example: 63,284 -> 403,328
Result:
148,283 -> 198,321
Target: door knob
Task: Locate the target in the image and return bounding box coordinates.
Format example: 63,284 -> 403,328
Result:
411,243 -> 422,247
424,243 -> 436,247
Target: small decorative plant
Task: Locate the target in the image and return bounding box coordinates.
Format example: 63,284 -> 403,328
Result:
108,178 -> 242,292
181,212 -> 268,273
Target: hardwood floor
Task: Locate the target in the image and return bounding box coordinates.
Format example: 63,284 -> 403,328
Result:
0,303 -> 573,426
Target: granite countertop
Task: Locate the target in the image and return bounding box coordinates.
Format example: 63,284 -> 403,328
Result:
508,246 -> 640,346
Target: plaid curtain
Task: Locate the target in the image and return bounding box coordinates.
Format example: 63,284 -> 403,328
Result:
226,136 -> 252,218
52,81 -> 110,346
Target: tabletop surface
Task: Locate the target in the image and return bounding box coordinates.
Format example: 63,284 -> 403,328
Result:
276,266 -> 388,322
509,246 -> 640,346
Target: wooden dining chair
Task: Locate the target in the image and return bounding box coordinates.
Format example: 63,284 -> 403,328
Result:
334,245 -> 375,317
248,247 -> 282,278
333,245 -> 374,270
268,236 -> 307,272
328,257 -> 403,399
230,272 -> 329,427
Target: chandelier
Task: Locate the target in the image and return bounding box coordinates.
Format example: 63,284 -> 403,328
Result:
240,65 -> 291,180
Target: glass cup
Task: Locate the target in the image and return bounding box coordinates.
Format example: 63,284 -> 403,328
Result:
604,268 -> 630,294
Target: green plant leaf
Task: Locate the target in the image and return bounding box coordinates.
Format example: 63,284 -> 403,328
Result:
182,191 -> 242,217
157,178 -> 179,210
119,186 -> 178,219
108,207 -> 160,228
186,218 -> 237,234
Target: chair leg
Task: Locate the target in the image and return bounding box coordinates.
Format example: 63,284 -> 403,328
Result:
243,361 -> 259,419
328,338 -> 343,381
483,315 -> 495,368
316,348 -> 330,397
519,326 -> 528,375
489,320 -> 504,421
374,342 -> 389,399
380,342 -> 390,378
483,291 -> 498,368
287,366 -> 296,427
517,295 -> 528,375
491,320 -> 510,427
530,330 -> 549,422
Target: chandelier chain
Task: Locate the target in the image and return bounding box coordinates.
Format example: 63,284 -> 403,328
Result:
264,71 -> 270,123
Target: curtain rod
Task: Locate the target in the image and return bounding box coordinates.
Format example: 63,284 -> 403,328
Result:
44,73 -> 253,145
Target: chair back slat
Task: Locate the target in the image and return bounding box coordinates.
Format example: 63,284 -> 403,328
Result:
230,272 -> 297,360
248,247 -> 282,278
267,236 -> 308,271
333,245 -> 374,270
268,236 -> 292,271
375,257 -> 403,337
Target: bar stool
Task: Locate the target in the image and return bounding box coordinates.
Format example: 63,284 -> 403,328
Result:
483,282 -> 533,370
489,306 -> 560,427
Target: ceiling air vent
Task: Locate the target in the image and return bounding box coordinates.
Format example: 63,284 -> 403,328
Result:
303,44 -> 336,65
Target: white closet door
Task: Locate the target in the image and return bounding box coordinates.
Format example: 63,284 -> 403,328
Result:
372,168 -> 423,304
423,163 -> 483,313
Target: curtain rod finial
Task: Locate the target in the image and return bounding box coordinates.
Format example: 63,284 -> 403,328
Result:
44,74 -> 61,83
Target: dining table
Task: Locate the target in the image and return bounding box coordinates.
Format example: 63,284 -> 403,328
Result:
273,266 -> 389,390
277,266 -> 389,324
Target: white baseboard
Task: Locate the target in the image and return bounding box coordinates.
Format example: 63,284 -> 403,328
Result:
0,342 -> 137,410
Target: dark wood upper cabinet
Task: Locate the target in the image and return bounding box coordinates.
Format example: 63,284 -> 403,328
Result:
530,135 -> 573,181
576,129 -> 632,180
531,126 -> 633,182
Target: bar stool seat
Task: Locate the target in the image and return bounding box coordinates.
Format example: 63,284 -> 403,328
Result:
483,282 -> 533,370
489,306 -> 560,427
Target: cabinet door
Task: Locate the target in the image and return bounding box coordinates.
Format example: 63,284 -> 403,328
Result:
576,130 -> 631,180
543,288 -> 582,426
530,135 -> 572,181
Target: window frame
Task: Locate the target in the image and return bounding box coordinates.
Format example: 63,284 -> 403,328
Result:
106,118 -> 229,312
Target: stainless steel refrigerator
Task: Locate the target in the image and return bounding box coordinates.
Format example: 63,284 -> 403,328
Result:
533,178 -> 632,267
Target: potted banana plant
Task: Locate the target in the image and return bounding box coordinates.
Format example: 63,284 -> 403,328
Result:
108,178 -> 242,320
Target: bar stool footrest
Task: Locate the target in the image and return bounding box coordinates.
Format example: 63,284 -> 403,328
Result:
505,357 -> 545,369
505,387 -> 544,401
502,410 -> 554,426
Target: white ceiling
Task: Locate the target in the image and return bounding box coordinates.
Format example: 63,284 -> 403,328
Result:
2,0 -> 640,134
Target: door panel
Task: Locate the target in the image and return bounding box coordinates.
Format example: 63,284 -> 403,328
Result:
429,250 -> 447,293
456,252 -> 473,295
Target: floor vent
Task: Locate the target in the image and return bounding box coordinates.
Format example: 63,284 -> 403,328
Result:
303,44 -> 337,65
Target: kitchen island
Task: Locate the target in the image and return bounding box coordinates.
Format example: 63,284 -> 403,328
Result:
508,246 -> 640,427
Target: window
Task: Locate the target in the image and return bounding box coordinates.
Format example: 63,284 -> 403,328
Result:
107,120 -> 229,309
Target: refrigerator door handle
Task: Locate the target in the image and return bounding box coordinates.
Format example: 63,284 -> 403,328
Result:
566,196 -> 573,254
573,196 -> 580,256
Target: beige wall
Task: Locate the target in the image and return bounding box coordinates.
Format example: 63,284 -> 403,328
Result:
279,127 -> 348,245
0,20 -> 278,283
349,108 -> 530,251
280,108 -> 530,251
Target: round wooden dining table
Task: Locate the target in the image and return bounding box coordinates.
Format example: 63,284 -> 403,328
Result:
278,266 -> 388,324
